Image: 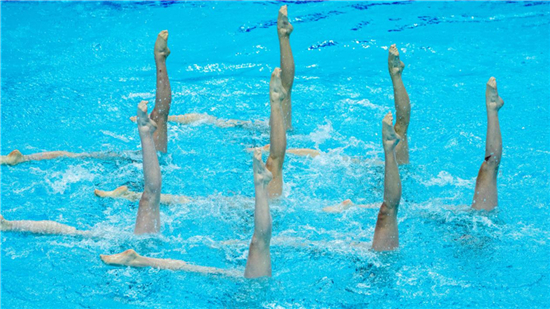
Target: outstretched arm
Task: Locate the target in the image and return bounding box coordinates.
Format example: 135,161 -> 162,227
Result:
248,144 -> 320,158
101,249 -> 239,277
1,149 -> 120,166
134,101 -> 162,234
372,112 -> 402,251
1,215 -> 88,236
95,186 -> 190,205
245,149 -> 273,278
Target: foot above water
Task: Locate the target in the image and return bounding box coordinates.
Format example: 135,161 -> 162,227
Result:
382,112 -> 401,150
486,77 -> 504,112
154,30 -> 170,59
277,5 -> 293,37
137,101 -> 158,134
388,44 -> 405,77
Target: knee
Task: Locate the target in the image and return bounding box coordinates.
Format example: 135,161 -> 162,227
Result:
484,154 -> 501,170
378,202 -> 397,218
394,122 -> 408,136
250,234 -> 270,250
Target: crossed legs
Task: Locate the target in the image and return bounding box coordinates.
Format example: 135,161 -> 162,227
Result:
471,77 -> 504,211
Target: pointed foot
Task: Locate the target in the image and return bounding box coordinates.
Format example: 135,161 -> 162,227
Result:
154,30 -> 170,59
277,5 -> 294,37
382,112 -> 401,150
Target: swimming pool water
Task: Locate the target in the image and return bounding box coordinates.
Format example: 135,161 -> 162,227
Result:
1,1 -> 549,308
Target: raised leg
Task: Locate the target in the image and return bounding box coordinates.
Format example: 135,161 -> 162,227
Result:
372,112 -> 402,251
388,44 -> 410,165
265,68 -> 287,198
471,77 -> 504,211
149,30 -> 172,153
277,5 -> 295,130
100,249 -> 239,277
244,149 -> 274,278
0,214 -> 88,236
134,101 -> 162,234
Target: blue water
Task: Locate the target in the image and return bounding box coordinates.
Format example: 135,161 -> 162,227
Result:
2,1 -> 549,308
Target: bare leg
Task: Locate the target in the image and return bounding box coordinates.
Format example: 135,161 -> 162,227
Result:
277,5 -> 295,130
472,77 -> 504,211
0,214 -> 88,236
244,149 -> 274,278
100,249 -> 239,277
388,44 -> 410,165
95,186 -> 190,205
265,68 -> 287,198
372,112 -> 402,251
134,101 -> 162,234
149,30 -> 172,153
0,149 -> 120,166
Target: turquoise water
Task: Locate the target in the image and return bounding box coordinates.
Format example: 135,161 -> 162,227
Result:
2,1 -> 549,308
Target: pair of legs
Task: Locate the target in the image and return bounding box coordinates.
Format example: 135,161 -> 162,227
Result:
1,31 -> 172,167
250,44 -> 408,167
1,100 -> 164,236
101,149 -> 274,279
358,78 -> 504,251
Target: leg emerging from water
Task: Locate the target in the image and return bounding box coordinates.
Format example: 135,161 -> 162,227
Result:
372,112 -> 402,251
265,68 -> 287,198
0,215 -> 88,236
277,5 -> 295,130
471,77 -> 504,211
149,30 -> 172,153
388,44 -> 410,165
100,249 -> 239,277
95,186 -> 190,205
244,149 -> 274,278
134,101 -> 162,234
